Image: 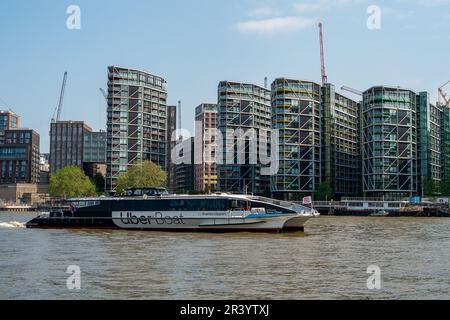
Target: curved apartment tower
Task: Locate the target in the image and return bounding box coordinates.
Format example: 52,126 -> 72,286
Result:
362,86 -> 417,198
217,81 -> 271,195
271,78 -> 321,201
106,66 -> 167,192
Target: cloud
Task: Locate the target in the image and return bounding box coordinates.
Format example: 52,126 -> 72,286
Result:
416,0 -> 450,7
236,16 -> 316,35
293,0 -> 368,13
248,5 -> 282,18
382,7 -> 415,20
293,2 -> 324,13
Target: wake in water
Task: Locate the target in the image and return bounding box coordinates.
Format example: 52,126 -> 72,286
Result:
0,221 -> 26,228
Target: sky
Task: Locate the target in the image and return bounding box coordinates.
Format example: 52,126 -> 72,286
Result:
0,0 -> 449,153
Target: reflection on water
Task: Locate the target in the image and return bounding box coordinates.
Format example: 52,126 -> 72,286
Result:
0,212 -> 449,299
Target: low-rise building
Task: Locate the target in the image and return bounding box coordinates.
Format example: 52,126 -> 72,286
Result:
0,129 -> 40,184
175,137 -> 195,193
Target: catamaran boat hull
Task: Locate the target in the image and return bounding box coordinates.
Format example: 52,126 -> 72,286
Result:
26,193 -> 319,233
26,214 -> 312,232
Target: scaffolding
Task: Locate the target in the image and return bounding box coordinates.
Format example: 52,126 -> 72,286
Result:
271,78 -> 321,201
106,66 -> 167,192
322,84 -> 361,199
362,86 -> 417,198
442,107 -> 450,182
217,81 -> 271,195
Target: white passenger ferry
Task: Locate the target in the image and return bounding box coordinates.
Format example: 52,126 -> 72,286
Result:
26,188 -> 319,232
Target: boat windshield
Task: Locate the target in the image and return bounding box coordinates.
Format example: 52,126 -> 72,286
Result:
249,196 -> 313,214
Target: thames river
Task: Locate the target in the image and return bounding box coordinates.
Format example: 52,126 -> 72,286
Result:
0,212 -> 449,299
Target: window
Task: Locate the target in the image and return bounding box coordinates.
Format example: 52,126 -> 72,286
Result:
0,147 -> 26,159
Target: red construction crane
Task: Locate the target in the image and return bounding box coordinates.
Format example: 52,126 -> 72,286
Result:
318,22 -> 327,85
177,100 -> 182,140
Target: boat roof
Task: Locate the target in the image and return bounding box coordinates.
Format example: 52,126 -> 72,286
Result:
68,193 -> 313,211
71,193 -> 260,201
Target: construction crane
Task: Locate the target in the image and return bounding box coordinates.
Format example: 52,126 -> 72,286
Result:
438,81 -> 450,107
177,100 -> 182,140
51,72 -> 68,122
341,86 -> 363,97
318,22 -> 327,85
0,96 -> 15,114
99,88 -> 108,101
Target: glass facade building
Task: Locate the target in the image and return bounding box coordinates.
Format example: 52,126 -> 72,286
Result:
217,81 -> 271,195
322,84 -> 361,199
83,131 -> 106,164
106,66 -> 168,192
417,92 -> 442,195
441,106 -> 450,183
0,111 -> 20,144
362,86 -> 418,198
271,78 -> 321,201
0,111 -> 19,130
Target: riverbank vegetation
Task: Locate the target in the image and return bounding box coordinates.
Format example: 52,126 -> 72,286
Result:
49,166 -> 96,198
115,160 -> 166,194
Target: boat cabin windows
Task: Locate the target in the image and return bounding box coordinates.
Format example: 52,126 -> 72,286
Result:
230,200 -> 250,211
230,199 -> 295,214
70,200 -> 100,208
250,207 -> 266,214
111,197 -> 296,214
113,198 -> 230,212
125,188 -> 169,197
169,199 -> 186,209
250,201 -> 296,214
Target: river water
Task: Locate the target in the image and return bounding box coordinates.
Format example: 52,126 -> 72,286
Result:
0,212 -> 449,300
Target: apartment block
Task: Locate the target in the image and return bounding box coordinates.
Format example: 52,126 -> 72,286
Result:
217,81 -> 271,196
49,121 -> 92,173
271,78 -> 321,200
0,129 -> 40,184
322,84 -> 361,199
106,66 -> 167,192
362,86 -> 418,199
194,103 -> 218,193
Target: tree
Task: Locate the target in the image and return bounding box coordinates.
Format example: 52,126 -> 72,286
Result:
441,180 -> 450,196
314,181 -> 333,201
93,172 -> 105,194
423,179 -> 441,197
49,165 -> 96,198
116,160 -> 166,194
